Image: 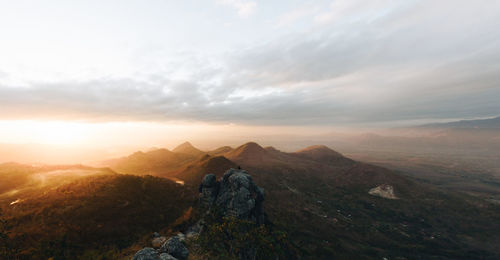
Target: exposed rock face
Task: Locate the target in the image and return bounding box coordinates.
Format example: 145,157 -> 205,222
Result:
200,168 -> 265,224
199,174 -> 219,205
369,184 -> 398,199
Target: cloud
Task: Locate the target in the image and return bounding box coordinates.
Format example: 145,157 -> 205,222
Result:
216,0 -> 256,17
1,1 -> 500,126
275,2 -> 319,28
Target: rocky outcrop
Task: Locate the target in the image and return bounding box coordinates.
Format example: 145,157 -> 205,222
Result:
200,168 -> 265,224
369,184 -> 398,199
133,168 -> 266,260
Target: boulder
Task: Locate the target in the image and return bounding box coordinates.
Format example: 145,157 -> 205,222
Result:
185,221 -> 202,238
132,247 -> 160,260
159,253 -> 178,260
159,236 -> 189,260
176,232 -> 186,242
152,236 -> 167,248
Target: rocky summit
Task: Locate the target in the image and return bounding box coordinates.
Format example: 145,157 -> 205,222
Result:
200,168 -> 266,224
132,168 -> 266,260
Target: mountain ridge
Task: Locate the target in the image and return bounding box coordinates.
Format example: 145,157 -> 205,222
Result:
420,116 -> 500,129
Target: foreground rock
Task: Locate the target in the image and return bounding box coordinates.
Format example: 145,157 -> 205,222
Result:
159,236 -> 189,260
151,236 -> 167,249
132,233 -> 188,260
133,248 -> 160,260
200,168 -> 265,224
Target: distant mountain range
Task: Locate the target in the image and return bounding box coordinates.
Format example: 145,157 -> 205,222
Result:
420,116 -> 500,129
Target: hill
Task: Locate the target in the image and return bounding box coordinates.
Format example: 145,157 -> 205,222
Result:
0,172 -> 196,259
172,142 -> 205,156
104,148 -> 196,176
174,155 -> 237,185
293,145 -> 352,165
225,142 -> 269,162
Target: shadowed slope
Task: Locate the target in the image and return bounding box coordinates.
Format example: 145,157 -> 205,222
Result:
208,146 -> 233,156
175,155 -> 237,185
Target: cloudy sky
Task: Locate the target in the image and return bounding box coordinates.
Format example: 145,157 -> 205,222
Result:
1,0 -> 500,146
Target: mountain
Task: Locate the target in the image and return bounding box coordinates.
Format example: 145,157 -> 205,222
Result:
174,155 -> 237,185
225,142 -> 268,162
104,148 -> 196,176
172,142 -> 205,156
293,145 -> 350,165
420,116 -> 500,129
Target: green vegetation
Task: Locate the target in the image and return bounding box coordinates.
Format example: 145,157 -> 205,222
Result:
263,178 -> 500,259
192,209 -> 293,260
1,174 -> 197,259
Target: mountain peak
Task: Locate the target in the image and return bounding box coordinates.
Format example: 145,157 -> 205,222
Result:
297,145 -> 338,153
295,145 -> 346,162
226,142 -> 267,160
173,141 -> 204,155
237,142 -> 266,153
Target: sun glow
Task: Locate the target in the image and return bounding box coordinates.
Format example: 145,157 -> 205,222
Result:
0,120 -> 90,145
34,121 -> 90,145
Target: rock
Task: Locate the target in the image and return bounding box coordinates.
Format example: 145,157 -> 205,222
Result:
152,236 -> 167,248
159,253 -> 178,260
186,221 -> 202,238
199,174 -> 219,206
176,232 -> 186,242
369,184 -> 398,199
159,236 -> 189,260
153,232 -> 161,238
132,247 -> 160,260
200,168 -> 265,224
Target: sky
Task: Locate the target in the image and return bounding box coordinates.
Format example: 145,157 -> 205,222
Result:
0,0 -> 500,148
